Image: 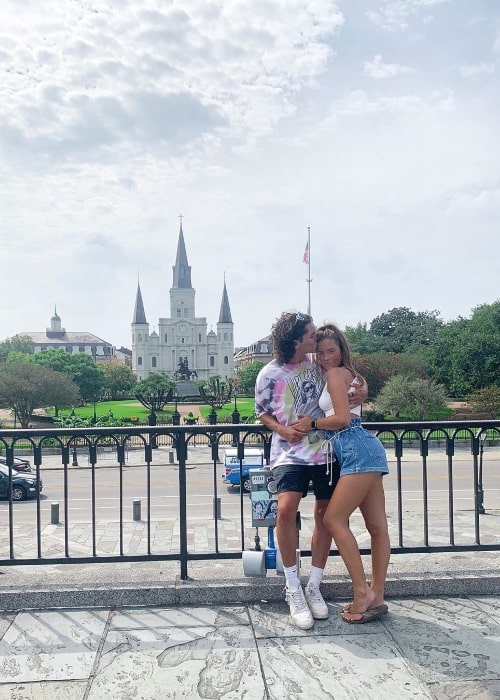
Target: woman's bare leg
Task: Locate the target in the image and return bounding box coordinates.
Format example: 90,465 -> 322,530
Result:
359,476 -> 390,608
323,473 -> 380,618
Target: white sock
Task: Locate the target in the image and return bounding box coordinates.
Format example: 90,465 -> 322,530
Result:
307,565 -> 324,589
284,565 -> 300,591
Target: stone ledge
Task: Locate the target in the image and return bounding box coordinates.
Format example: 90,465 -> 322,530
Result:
1,568 -> 499,612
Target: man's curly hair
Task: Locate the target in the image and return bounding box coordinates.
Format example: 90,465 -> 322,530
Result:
271,311 -> 312,364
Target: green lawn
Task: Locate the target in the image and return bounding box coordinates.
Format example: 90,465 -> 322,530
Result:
53,397 -> 256,424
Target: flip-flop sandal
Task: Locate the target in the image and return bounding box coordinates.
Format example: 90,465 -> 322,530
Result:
341,604 -> 388,624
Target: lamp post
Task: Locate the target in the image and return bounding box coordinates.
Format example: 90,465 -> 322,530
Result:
149,409 -> 158,449
231,382 -> 240,447
70,409 -> 79,467
172,387 -> 180,426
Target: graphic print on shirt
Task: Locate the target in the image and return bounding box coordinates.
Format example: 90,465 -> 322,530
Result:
287,367 -> 321,419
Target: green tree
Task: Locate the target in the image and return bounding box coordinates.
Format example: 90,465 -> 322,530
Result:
0,335 -> 34,363
396,351 -> 429,380
135,373 -> 175,413
32,350 -> 105,403
344,323 -> 384,354
466,385 -> 500,418
376,375 -> 448,420
427,301 -> 500,396
101,363 -> 137,399
370,307 -> 443,353
235,361 -> 265,395
353,353 -> 399,399
197,376 -> 232,410
0,359 -> 80,428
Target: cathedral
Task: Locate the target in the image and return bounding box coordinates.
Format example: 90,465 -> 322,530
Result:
131,223 -> 234,382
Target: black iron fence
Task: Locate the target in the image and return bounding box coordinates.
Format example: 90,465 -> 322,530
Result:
0,420 -> 499,580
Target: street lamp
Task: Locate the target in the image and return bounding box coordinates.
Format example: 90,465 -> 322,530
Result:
70,409 -> 79,466
172,387 -> 181,426
231,382 -> 240,447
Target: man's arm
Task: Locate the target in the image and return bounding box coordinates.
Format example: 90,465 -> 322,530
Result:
259,412 -> 305,445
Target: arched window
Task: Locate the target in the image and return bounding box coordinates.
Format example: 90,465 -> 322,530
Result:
138,357 -> 143,366
210,356 -> 215,367
152,357 -> 157,368
224,355 -> 228,364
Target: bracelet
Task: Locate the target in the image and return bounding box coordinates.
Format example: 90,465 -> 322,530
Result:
311,419 -> 317,430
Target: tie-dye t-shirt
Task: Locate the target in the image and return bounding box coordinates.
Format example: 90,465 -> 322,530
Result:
255,358 -> 327,468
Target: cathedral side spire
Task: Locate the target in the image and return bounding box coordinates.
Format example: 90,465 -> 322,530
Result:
132,282 -> 147,324
172,221 -> 192,289
218,280 -> 233,323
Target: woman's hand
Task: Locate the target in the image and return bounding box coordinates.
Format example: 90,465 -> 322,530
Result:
292,413 -> 313,433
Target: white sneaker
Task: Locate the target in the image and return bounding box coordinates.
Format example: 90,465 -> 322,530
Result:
305,584 -> 329,619
285,586 -> 314,630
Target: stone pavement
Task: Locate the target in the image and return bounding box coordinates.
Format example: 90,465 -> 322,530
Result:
0,593 -> 499,698
1,446 -> 500,697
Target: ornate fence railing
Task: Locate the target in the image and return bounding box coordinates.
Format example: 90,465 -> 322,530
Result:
0,419 -> 499,580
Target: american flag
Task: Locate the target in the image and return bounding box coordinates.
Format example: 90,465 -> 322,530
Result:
303,240 -> 309,264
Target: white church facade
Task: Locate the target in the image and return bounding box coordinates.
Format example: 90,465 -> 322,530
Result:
131,223 -> 235,381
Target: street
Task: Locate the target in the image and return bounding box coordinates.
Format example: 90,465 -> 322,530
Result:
1,443 -> 499,524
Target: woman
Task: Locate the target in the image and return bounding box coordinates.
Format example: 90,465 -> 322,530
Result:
295,323 -> 390,624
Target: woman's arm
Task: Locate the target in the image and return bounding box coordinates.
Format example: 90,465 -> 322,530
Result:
317,368 -> 351,429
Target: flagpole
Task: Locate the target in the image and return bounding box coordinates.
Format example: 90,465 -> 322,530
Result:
306,226 -> 311,316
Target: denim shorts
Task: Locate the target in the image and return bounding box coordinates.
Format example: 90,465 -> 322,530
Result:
271,462 -> 340,500
327,417 -> 389,477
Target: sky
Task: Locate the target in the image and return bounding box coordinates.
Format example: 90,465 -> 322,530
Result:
1,0 -> 499,351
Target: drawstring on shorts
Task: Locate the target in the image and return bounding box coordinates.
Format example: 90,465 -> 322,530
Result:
321,439 -> 335,486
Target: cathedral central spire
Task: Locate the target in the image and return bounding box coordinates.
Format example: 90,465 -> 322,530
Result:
172,222 -> 192,289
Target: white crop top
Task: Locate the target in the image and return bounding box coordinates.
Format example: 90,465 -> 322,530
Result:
318,376 -> 362,417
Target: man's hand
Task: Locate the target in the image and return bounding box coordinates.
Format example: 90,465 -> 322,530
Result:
259,412 -> 305,445
348,378 -> 368,410
278,424 -> 306,445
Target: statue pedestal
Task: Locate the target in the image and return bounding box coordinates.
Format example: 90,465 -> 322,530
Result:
175,380 -> 198,398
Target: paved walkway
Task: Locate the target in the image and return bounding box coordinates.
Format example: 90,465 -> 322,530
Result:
0,594 -> 499,698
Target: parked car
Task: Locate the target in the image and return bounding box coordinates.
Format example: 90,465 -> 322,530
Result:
221,447 -> 265,492
0,463 -> 42,501
0,456 -> 31,472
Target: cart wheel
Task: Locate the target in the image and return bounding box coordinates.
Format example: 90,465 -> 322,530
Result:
275,548 -> 285,575
242,550 -> 266,577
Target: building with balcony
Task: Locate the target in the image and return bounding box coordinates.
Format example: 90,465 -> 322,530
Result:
234,335 -> 273,371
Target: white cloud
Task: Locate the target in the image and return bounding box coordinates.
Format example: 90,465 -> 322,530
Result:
367,0 -> 450,31
458,62 -> 495,78
364,54 -> 415,79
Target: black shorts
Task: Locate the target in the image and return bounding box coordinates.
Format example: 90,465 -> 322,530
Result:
271,463 -> 340,500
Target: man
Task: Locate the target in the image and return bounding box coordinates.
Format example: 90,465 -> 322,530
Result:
255,311 -> 366,629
